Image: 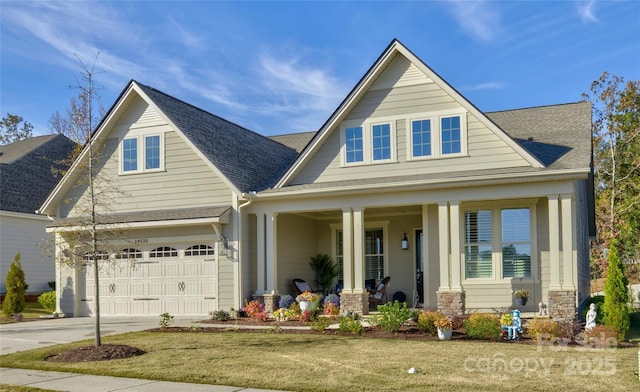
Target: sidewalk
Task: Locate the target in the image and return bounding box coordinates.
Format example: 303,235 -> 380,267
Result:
0,367 -> 290,392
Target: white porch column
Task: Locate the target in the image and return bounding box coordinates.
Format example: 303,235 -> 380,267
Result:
449,201 -> 462,290
353,207 -> 365,293
265,211 -> 278,294
255,212 -> 266,295
342,208 -> 354,293
438,201 -> 450,291
561,194 -> 575,289
548,194 -> 561,290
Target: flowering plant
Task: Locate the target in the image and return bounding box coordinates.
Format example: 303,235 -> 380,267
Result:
273,308 -> 295,321
242,300 -> 267,321
323,293 -> 340,308
278,294 -> 295,309
296,290 -> 319,303
500,313 -> 513,326
323,302 -> 339,317
433,314 -> 453,329
513,289 -> 530,299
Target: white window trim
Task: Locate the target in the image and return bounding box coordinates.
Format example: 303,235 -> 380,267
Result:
119,132 -> 165,175
407,110 -> 468,161
460,201 -> 537,284
340,118 -> 396,166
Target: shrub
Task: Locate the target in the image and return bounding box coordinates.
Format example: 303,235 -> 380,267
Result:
527,317 -> 561,340
209,309 -> 230,321
323,302 -> 339,317
299,310 -> 314,323
581,295 -> 605,325
311,317 -> 332,331
580,325 -> 620,348
37,291 -> 56,312
338,315 -> 364,335
2,253 -> 27,317
463,313 -> 501,341
417,311 -> 441,335
376,301 -> 411,333
243,300 -> 267,321
159,312 -> 173,328
603,239 -> 630,339
278,294 -> 295,309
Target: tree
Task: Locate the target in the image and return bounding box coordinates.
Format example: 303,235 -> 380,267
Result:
602,239 -> 630,339
583,72 -> 640,279
2,253 -> 28,317
0,114 -> 33,145
309,253 -> 339,296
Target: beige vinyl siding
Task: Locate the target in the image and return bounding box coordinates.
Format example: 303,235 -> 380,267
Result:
276,214 -> 319,294
370,54 -> 433,91
62,99 -> 232,217
290,65 -> 530,186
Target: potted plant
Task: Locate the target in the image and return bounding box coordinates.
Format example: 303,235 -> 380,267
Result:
296,291 -> 321,312
309,253 -> 339,295
434,314 -> 453,340
513,289 -> 530,306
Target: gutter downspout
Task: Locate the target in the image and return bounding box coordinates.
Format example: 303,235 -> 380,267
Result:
235,191 -> 257,309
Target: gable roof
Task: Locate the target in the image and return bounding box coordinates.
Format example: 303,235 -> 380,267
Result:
1,134 -> 77,214
274,39 -> 546,188
135,82 -> 300,192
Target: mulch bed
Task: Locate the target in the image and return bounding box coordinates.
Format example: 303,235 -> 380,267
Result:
46,344 -> 145,362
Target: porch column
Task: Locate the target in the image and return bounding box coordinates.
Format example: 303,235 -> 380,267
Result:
342,208 -> 354,293
438,201 -> 450,290
548,195 -> 561,290
449,201 -> 462,290
255,212 -> 266,295
561,194 -> 575,289
353,207 -> 365,293
265,211 -> 278,294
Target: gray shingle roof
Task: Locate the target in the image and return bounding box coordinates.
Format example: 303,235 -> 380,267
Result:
1,135 -> 77,214
135,82 -> 300,192
269,131 -> 316,153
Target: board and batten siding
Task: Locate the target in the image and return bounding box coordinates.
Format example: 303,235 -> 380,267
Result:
290,55 -> 530,186
61,97 -> 232,218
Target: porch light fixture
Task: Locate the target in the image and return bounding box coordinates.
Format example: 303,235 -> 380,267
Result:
401,233 -> 409,250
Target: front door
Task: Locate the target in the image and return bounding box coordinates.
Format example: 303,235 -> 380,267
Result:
415,230 -> 424,305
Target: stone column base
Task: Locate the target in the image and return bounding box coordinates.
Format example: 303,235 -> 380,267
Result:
340,292 -> 369,315
548,290 -> 576,321
253,294 -> 280,315
437,290 -> 465,316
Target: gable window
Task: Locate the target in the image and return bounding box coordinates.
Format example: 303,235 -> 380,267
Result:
502,208 -> 531,278
345,127 -> 364,163
464,210 -> 493,279
149,246 -> 177,258
185,244 -> 215,256
120,133 -> 164,174
441,116 -> 461,154
412,119 -> 432,157
372,124 -> 391,161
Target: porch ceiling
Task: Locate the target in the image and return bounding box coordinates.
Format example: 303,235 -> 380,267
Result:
300,205 -> 422,220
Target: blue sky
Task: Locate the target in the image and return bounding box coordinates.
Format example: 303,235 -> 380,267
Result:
1,1 -> 639,137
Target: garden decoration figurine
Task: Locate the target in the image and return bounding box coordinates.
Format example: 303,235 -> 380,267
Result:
538,302 -> 547,316
507,309 -> 522,340
585,303 -> 597,330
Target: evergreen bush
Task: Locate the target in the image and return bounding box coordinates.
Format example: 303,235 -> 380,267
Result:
603,239 -> 630,339
37,291 -> 57,312
2,253 -> 27,317
463,313 -> 501,340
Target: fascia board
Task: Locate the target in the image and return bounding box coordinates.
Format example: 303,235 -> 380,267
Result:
46,216 -> 227,233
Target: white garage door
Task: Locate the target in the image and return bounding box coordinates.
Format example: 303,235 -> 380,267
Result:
83,244 -> 217,316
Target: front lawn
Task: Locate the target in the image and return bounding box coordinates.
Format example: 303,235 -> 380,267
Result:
0,329 -> 637,392
0,302 -> 51,324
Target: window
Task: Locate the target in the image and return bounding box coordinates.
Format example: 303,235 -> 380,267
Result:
115,248 -> 142,259
502,208 -> 531,278
120,133 -> 163,174
412,119 -> 432,157
372,124 -> 391,161
334,227 -> 385,281
185,244 -> 215,256
336,231 -> 344,281
441,116 -> 461,154
149,246 -> 177,258
464,210 -> 493,278
83,251 -> 109,262
345,127 -> 363,163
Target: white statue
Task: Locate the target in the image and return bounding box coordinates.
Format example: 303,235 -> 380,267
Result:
585,303 -> 597,330
538,302 -> 547,316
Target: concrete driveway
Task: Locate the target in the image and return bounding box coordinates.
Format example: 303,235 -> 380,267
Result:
0,316 -> 201,355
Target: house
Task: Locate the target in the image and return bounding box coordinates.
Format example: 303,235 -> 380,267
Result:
39,39 -> 594,320
0,134 -> 77,294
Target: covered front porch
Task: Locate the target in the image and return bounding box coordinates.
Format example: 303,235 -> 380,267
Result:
244,183 -> 581,319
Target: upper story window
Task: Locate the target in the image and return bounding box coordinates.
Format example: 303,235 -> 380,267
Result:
409,112 -> 466,160
185,244 -> 215,256
342,120 -> 395,165
120,133 -> 164,174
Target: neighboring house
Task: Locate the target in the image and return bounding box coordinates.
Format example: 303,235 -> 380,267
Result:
0,134 -> 77,293
39,39 -> 594,320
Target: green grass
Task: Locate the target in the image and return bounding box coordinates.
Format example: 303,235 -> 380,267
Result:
1,330 -> 638,392
0,302 -> 51,324
0,385 -> 54,392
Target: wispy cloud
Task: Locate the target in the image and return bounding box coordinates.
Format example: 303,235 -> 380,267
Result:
445,0 -> 502,43
460,82 -> 505,91
576,0 -> 599,23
